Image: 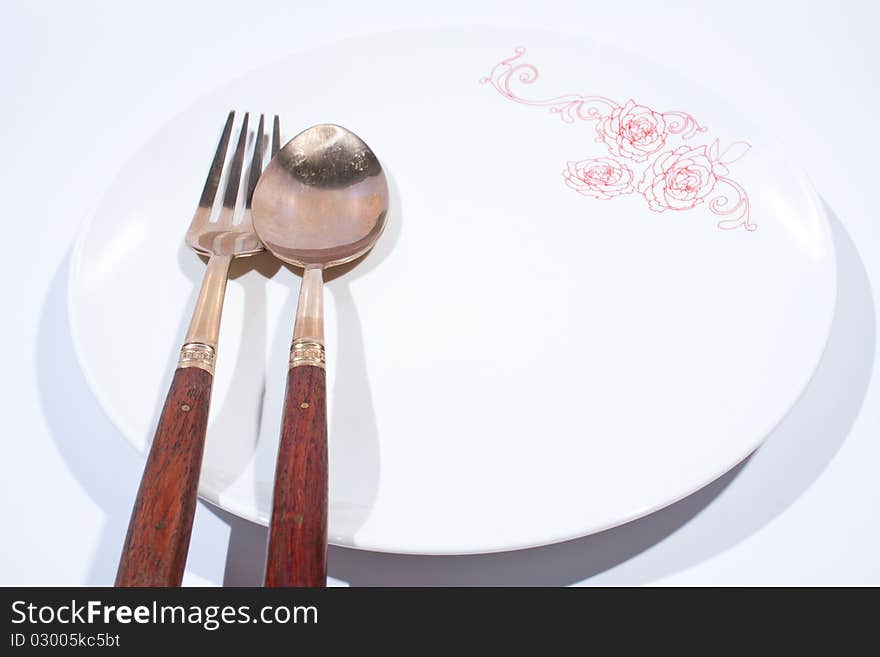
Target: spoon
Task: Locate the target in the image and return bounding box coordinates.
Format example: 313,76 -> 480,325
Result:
252,124 -> 389,587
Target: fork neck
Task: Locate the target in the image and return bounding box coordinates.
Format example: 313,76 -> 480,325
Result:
183,254 -> 233,350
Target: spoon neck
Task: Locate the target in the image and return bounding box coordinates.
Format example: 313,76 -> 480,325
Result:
292,267 -> 325,345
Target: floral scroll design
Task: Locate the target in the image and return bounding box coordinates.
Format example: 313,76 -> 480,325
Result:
480,47 -> 755,231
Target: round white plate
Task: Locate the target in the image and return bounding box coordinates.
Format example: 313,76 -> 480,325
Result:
69,27 -> 835,554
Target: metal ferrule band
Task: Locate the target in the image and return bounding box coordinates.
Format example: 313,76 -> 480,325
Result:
289,338 -> 326,369
178,342 -> 216,375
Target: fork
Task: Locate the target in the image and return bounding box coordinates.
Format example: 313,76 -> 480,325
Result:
115,111 -> 281,587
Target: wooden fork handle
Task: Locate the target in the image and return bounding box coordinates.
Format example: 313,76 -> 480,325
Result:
115,366 -> 213,587
264,364 -> 328,587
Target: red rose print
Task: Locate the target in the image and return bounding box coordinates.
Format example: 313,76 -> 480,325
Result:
638,145 -> 717,211
482,48 -> 755,231
598,100 -> 668,163
563,157 -> 634,199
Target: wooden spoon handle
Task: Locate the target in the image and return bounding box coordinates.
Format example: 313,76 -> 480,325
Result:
264,364 -> 328,587
115,366 -> 213,586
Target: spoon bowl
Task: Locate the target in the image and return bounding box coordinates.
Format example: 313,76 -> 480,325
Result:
253,124 -> 388,268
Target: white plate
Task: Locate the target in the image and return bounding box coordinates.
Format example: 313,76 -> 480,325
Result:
69,27 -> 835,554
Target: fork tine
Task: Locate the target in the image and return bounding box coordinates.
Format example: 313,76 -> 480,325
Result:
222,112 -> 249,211
272,115 -> 281,157
198,111 -> 235,209
245,114 -> 266,209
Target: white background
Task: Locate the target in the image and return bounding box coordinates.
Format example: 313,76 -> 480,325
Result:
1,0 -> 877,586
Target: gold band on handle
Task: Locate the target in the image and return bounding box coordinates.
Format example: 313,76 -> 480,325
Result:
289,338 -> 326,369
178,342 -> 217,374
